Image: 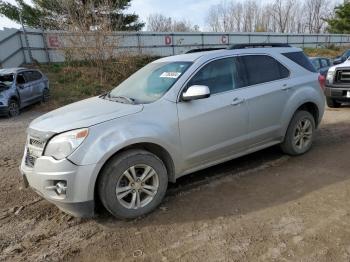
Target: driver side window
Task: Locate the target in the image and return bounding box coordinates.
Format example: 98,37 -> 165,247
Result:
188,58 -> 236,95
16,73 -> 26,85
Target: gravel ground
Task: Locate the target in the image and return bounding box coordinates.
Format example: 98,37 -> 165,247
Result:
1,105 -> 350,262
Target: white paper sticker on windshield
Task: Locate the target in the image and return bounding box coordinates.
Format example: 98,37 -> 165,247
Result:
160,72 -> 182,79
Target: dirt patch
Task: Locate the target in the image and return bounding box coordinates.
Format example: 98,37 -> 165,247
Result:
1,106 -> 350,262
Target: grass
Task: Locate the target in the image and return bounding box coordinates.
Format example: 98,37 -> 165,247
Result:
303,45 -> 349,58
28,46 -> 350,110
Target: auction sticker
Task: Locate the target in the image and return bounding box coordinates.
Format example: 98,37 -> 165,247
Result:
160,72 -> 182,79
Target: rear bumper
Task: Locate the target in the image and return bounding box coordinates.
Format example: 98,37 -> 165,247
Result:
20,152 -> 98,217
325,85 -> 350,101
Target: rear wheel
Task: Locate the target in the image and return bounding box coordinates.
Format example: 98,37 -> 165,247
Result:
42,88 -> 50,103
326,97 -> 341,108
98,149 -> 168,219
281,110 -> 315,156
8,100 -> 19,117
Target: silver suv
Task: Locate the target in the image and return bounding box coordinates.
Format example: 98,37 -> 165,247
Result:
20,44 -> 325,219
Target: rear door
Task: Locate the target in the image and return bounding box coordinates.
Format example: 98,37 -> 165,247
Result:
177,57 -> 249,169
26,71 -> 44,100
234,54 -> 291,147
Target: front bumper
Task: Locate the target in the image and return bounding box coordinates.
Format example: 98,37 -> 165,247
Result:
325,85 -> 350,101
20,153 -> 98,217
0,105 -> 9,116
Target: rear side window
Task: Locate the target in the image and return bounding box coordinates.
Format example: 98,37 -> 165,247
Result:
282,52 -> 316,72
188,58 -> 236,95
31,71 -> 42,81
24,71 -> 42,82
234,55 -> 290,87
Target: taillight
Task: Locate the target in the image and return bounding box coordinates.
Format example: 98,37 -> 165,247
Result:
318,74 -> 326,91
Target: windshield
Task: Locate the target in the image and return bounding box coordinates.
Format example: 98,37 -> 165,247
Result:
0,74 -> 14,87
107,61 -> 192,104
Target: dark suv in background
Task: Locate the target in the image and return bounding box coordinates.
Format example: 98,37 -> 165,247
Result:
0,68 -> 49,117
333,49 -> 350,65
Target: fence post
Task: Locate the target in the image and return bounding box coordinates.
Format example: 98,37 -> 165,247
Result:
18,30 -> 27,64
137,33 -> 142,55
172,33 -> 175,55
42,30 -> 50,63
20,13 -> 33,64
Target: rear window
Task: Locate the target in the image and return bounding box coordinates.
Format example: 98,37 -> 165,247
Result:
282,52 -> 316,72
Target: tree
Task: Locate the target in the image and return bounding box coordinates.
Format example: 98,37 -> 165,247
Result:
0,0 -> 144,31
327,1 -> 350,33
147,13 -> 199,32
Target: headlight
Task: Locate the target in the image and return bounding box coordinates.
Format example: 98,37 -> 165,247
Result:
326,69 -> 335,84
44,128 -> 89,160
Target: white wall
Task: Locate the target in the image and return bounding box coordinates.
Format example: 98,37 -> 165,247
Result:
1,28 -> 350,68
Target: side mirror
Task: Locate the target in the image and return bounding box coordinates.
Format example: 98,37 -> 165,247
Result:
182,85 -> 210,101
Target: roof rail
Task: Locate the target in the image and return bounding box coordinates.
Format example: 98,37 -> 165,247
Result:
186,48 -> 225,54
228,43 -> 291,49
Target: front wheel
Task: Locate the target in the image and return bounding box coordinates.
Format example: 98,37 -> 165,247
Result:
8,100 -> 20,117
98,149 -> 168,219
281,111 -> 315,156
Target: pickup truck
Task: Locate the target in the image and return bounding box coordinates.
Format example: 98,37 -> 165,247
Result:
325,59 -> 350,107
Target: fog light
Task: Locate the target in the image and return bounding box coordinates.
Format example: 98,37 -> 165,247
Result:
56,181 -> 67,195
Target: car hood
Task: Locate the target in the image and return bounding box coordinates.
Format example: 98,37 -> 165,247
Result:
29,96 -> 143,133
337,59 -> 350,66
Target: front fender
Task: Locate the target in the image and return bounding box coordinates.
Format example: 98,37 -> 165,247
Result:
68,99 -> 183,177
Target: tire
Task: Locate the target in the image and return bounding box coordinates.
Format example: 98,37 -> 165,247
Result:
326,97 -> 341,108
280,110 -> 315,156
42,88 -> 50,103
8,99 -> 20,117
98,149 -> 168,219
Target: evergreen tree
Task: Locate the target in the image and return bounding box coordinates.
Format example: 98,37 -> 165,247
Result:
327,2 -> 350,33
0,0 -> 144,31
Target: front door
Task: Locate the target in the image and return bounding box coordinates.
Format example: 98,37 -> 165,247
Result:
16,72 -> 32,106
177,57 -> 249,169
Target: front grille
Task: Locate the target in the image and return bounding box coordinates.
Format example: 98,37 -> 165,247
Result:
29,137 -> 45,148
335,69 -> 350,84
24,135 -> 46,168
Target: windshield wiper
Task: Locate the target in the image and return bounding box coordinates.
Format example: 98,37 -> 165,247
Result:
107,93 -> 136,104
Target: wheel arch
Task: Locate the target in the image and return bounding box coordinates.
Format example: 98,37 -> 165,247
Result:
296,102 -> 320,127
93,142 -> 176,206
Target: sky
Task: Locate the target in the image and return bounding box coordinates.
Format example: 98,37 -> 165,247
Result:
0,0 -> 341,31
0,0 -> 225,30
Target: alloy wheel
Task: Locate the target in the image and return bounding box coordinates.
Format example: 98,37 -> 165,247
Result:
115,164 -> 159,209
293,118 -> 313,150
8,101 -> 19,117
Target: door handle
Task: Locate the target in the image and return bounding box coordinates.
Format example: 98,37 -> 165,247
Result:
282,84 -> 291,91
231,97 -> 245,106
